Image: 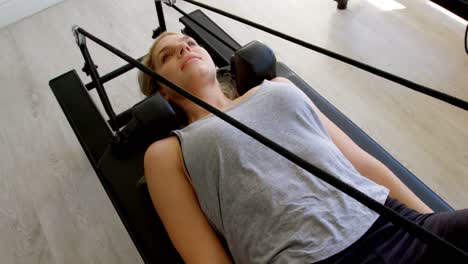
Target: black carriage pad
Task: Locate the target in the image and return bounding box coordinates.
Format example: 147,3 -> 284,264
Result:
231,40 -> 277,96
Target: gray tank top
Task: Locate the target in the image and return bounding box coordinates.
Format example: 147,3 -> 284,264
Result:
171,80 -> 389,263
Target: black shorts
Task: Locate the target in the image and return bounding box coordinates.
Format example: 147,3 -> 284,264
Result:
317,197 -> 468,264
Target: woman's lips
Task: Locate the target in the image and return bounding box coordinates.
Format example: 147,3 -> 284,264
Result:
181,56 -> 200,71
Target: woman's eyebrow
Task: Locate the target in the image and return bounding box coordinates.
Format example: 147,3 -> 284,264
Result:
181,35 -> 195,43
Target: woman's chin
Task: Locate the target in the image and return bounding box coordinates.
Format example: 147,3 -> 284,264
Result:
185,66 -> 215,83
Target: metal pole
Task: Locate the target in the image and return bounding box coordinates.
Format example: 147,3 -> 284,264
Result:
72,26 -> 120,133
85,56 -> 144,90
155,0 -> 167,33
178,0 -> 468,111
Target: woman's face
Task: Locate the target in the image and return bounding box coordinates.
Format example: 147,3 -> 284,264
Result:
151,33 -> 216,101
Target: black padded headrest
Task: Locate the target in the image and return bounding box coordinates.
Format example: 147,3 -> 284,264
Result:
230,40 -> 277,95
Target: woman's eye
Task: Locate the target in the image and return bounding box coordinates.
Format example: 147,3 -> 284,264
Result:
162,54 -> 168,63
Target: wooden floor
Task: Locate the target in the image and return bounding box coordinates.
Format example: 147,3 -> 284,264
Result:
0,0 -> 466,262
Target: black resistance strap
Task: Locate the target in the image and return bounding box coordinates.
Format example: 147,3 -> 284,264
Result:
74,27 -> 468,259
174,0 -> 468,111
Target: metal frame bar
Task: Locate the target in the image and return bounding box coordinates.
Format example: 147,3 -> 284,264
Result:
81,0 -> 169,132
85,56 -> 144,90
155,0 -> 167,33
86,0 -> 168,91
73,28 -> 120,133
172,4 -> 236,51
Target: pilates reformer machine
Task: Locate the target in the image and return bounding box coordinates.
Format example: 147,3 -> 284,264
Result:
49,0 -> 468,263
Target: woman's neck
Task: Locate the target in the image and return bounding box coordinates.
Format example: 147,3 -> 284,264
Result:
182,83 -> 234,125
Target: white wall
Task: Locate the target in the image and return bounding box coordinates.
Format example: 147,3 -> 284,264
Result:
0,0 -> 64,28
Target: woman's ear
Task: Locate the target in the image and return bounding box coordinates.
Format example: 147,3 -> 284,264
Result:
159,86 -> 170,100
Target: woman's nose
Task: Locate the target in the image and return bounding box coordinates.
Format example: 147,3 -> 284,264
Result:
178,43 -> 190,58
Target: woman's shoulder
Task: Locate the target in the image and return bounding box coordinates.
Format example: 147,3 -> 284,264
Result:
242,77 -> 294,98
270,76 -> 294,84
146,135 -> 179,152
262,77 -> 307,101
144,135 -> 195,184
263,77 -> 297,92
144,136 -> 182,169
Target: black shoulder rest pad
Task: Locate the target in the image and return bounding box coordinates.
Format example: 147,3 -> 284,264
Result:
230,40 -> 277,95
113,93 -> 178,155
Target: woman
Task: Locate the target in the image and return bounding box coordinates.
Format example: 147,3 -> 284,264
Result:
139,32 -> 467,263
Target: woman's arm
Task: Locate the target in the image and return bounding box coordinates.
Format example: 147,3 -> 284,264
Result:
313,109 -> 434,214
144,136 -> 233,263
272,77 -> 433,214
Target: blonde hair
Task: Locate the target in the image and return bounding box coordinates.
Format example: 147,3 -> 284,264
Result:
137,32 -> 239,127
138,32 -> 178,96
